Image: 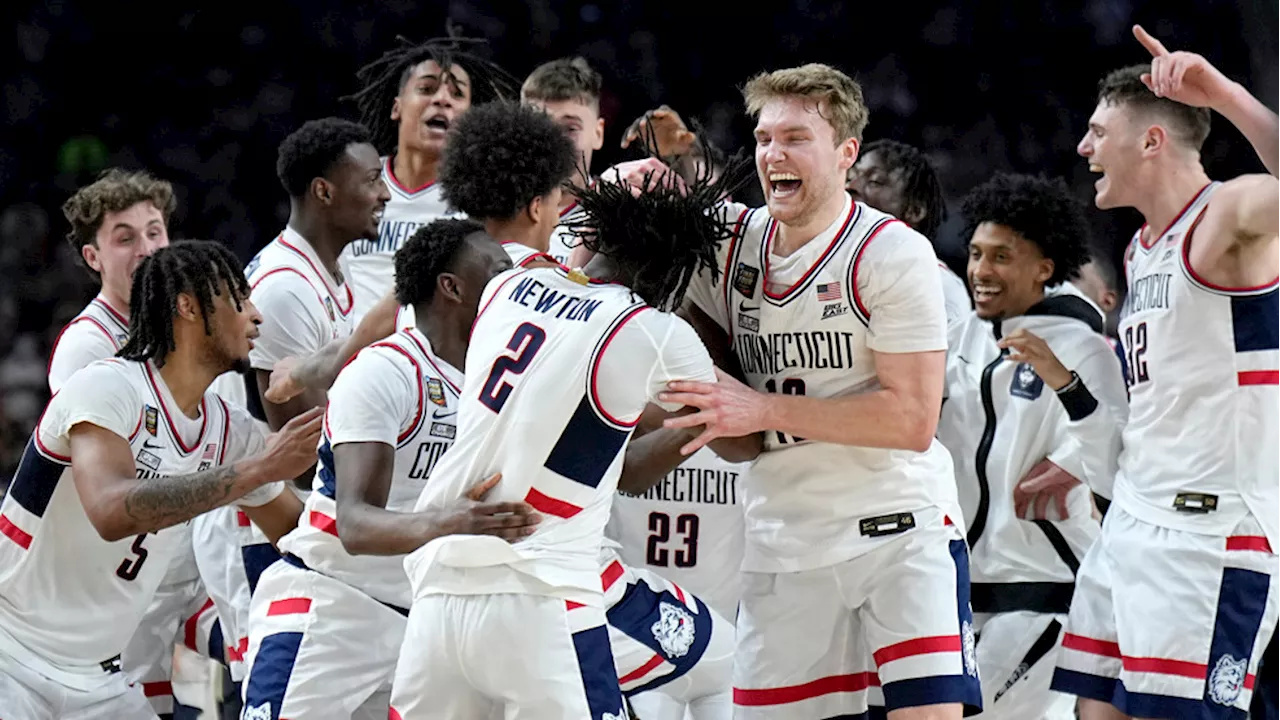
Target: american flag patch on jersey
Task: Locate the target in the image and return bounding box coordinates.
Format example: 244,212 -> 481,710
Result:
816,282 -> 842,301
202,443 -> 218,461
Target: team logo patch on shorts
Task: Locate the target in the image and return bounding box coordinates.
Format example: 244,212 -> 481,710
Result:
242,702 -> 272,720
733,263 -> 760,298
1209,653 -> 1247,705
1009,363 -> 1044,400
962,620 -> 979,678
426,378 -> 447,407
652,601 -> 696,659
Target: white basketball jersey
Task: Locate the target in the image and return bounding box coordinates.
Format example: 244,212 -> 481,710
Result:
0,359 -> 258,686
47,295 -> 130,394
548,200 -> 586,265
1115,182 -> 1280,547
340,157 -> 460,323
280,329 -> 463,608
404,267 -> 716,607
686,196 -> 958,573
607,448 -> 746,620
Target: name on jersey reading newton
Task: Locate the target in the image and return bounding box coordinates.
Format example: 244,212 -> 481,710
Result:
733,330 -> 859,375
618,466 -> 740,505
508,276 -> 603,322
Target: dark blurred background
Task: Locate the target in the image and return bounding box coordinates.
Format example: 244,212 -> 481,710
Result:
1,0 -> 1276,482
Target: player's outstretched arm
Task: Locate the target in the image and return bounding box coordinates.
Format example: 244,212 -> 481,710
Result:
240,490 -> 305,546
618,405 -> 763,495
68,408 -> 323,542
333,443 -> 540,555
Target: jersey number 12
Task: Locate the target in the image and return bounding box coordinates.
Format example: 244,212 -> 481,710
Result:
763,377 -> 807,444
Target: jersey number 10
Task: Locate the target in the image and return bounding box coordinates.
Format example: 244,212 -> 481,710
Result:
763,377 -> 807,444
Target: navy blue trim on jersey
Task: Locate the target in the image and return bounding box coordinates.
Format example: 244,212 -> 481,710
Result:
316,439 -> 337,499
572,623 -> 627,720
1203,566 -> 1270,714
241,631 -> 304,720
242,544 -> 282,595
608,583 -> 714,697
544,397 -> 632,489
9,438 -> 67,518
207,619 -> 225,665
1232,291 -> 1279,352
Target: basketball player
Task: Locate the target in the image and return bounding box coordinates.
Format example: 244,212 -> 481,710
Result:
388,150 -> 759,720
0,241 -> 320,720
341,31 -> 520,323
1070,252 -> 1128,386
846,139 -> 971,325
520,56 -> 606,265
1050,26 -> 1278,720
938,173 -> 1128,719
619,64 -> 981,719
240,219 -> 540,719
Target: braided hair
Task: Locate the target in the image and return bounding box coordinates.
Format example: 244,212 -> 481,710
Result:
118,240 -> 250,367
563,138 -> 755,311
346,26 -> 520,155
860,139 -> 947,241
395,218 -> 487,306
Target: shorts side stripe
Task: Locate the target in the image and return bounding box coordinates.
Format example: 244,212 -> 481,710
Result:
733,672 -> 880,706
242,631 -> 305,720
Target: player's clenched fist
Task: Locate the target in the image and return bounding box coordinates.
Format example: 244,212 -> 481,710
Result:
259,406 -> 324,480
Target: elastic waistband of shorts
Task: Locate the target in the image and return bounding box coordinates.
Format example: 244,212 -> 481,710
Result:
281,553 -> 409,617
970,581 -> 1074,614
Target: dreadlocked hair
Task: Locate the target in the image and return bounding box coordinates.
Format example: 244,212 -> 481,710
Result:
860,139 -> 947,241
564,135 -> 756,311
395,218 -> 486,306
346,27 -> 520,155
118,240 -> 250,367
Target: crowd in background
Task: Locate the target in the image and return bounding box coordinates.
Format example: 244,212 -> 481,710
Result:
1,0 -> 1277,485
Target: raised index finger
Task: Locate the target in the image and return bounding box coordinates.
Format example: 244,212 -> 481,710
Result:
1132,24 -> 1169,57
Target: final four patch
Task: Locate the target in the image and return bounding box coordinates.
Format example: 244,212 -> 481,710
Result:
733,263 -> 759,298
426,378 -> 447,407
145,406 -> 159,436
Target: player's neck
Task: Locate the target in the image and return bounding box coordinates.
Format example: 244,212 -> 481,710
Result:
1137,163 -> 1212,242
774,190 -> 848,258
98,285 -> 131,317
155,349 -> 216,419
484,217 -> 547,253
287,212 -> 347,281
392,149 -> 438,192
415,304 -> 466,371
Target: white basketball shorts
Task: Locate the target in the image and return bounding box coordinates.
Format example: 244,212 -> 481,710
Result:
122,570 -> 216,716
1051,507 -> 1279,717
239,556 -> 407,720
732,514 -> 983,718
0,646 -> 157,720
389,592 -> 627,720
972,611 -> 1074,719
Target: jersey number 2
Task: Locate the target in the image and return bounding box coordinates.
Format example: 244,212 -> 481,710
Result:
480,323 -> 547,413
116,533 -> 150,582
646,512 -> 699,568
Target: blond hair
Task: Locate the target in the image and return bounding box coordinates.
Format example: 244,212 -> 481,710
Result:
742,63 -> 868,144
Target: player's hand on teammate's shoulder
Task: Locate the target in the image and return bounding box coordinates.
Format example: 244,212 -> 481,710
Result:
258,406 -> 325,481
1133,24 -> 1238,111
265,355 -> 306,404
1014,458 -> 1083,521
620,105 -> 698,158
997,328 -> 1073,390
441,472 -> 541,542
660,368 -> 768,456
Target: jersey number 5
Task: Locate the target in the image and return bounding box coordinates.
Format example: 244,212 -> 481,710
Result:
116,533 -> 150,582
480,323 -> 547,413
646,512 -> 699,568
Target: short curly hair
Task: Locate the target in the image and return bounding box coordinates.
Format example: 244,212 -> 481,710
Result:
394,218 -> 487,306
1098,65 -> 1211,151
439,100 -> 577,220
961,173 -> 1091,286
62,168 -> 176,277
521,57 -> 603,109
276,118 -> 373,199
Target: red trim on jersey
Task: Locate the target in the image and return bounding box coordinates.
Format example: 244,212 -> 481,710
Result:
1239,371 -> 1280,386
92,296 -> 129,327
215,398 -> 232,464
762,201 -> 857,301
389,707 -> 404,720
226,636 -> 249,662
47,315 -> 120,379
589,306 -> 649,428
1179,207 -> 1280,293
143,363 -> 208,455
523,487 -> 582,519
872,634 -> 961,666
601,560 -> 626,592
250,267 -> 328,312
849,218 -> 905,320
126,409 -> 144,443
733,672 -> 880,706
367,341 -> 426,444
520,252 -> 557,268
184,598 -> 215,651
1227,535 -> 1274,553
558,200 -> 579,218
0,514 -> 32,549
404,331 -> 461,393
619,653 -> 666,685
236,510 -> 251,527
266,597 -> 313,616
309,511 -> 339,537
32,422 -> 71,464
471,270 -> 529,338
1139,182 -> 1214,250
143,681 -> 173,698
1062,632 -> 1121,658
384,156 -> 434,195
278,236 -> 355,315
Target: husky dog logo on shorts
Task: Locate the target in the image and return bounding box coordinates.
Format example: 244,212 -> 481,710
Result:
961,620 -> 979,678
242,702 -> 272,720
603,709 -> 627,720
652,601 -> 696,658
1208,653 -> 1247,705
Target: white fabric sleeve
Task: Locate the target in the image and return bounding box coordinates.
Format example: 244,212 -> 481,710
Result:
592,310 -> 716,420
326,349 -> 416,446
1045,341 -> 1129,500
939,265 -> 972,328
683,200 -> 751,333
855,223 -> 949,354
48,322 -> 118,394
44,361 -> 142,444
248,274 -> 328,371
219,401 -> 282,507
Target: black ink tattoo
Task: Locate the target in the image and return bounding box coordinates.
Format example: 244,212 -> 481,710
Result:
122,463 -> 244,532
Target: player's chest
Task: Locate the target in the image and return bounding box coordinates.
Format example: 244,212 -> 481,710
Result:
131,404 -> 226,479
398,374 -> 461,487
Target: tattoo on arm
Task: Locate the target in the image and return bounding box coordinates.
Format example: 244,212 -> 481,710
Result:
122,463 -> 247,532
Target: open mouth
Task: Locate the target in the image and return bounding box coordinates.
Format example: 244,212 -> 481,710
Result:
424,115 -> 451,132
972,284 -> 1002,304
769,172 -> 802,199
1089,163 -> 1106,188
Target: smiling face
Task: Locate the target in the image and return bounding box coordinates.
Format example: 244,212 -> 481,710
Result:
321,143 -> 390,242
1077,100 -> 1148,211
753,95 -> 857,227
967,221 -> 1054,320
84,201 -> 170,307
393,60 -> 473,158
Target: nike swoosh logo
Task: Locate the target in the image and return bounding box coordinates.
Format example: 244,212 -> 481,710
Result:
432,409 -> 456,420
738,301 -> 759,313
142,439 -> 164,450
